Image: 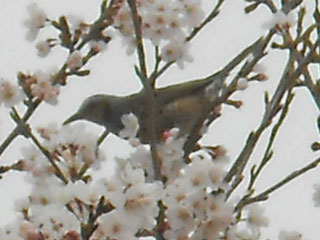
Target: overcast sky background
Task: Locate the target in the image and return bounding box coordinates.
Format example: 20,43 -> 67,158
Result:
0,0 -> 319,239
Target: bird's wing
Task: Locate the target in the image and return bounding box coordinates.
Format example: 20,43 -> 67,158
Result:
154,73 -> 221,105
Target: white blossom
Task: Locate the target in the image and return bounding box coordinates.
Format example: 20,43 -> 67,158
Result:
162,149 -> 234,239
93,165 -> 163,239
29,204 -> 79,238
164,205 -> 196,239
112,0 -> 204,64
0,79 -> 24,108
36,40 -> 51,57
67,51 -> 83,70
20,145 -> 51,178
158,129 -> 186,182
19,221 -> 39,240
180,0 -> 205,28
161,40 -> 193,68
30,70 -> 60,104
262,11 -> 296,30
46,124 -> 105,170
246,204 -> 269,228
95,209 -> 140,240
24,3 -> 47,41
89,40 -> 108,53
119,113 -> 140,141
129,145 -> 154,181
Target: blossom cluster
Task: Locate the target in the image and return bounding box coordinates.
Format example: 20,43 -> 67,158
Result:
18,70 -> 60,105
0,124 -> 162,239
112,0 -> 203,67
38,124 -> 105,175
1,117 -> 306,240
93,161 -> 163,239
22,1 -> 204,69
1,165 -> 162,239
116,124 -> 236,239
0,69 -> 62,109
162,156 -> 234,239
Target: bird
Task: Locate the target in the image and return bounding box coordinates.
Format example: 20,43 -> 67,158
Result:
63,73 -> 223,144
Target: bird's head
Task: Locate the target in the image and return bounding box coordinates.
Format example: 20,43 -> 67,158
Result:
63,94 -> 113,126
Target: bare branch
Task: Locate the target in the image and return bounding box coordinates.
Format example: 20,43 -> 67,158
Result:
235,156 -> 320,211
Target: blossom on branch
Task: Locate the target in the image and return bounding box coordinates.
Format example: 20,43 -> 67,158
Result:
66,51 -> 83,71
30,70 -> 60,105
119,112 -> 140,145
0,79 -> 24,108
262,11 -> 296,31
112,0 -> 203,67
23,3 -> 47,41
161,40 -> 193,68
244,203 -> 269,237
35,40 -> 53,57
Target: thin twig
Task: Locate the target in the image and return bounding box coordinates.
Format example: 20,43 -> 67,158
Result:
11,108 -> 68,184
149,61 -> 173,84
127,0 -> 148,78
235,156 -> 320,211
247,91 -> 295,190
81,196 -> 114,240
186,0 -> 226,42
224,36 -> 320,185
0,99 -> 41,157
150,46 -> 161,87
245,0 -> 277,13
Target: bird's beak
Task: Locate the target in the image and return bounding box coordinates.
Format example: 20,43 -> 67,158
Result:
63,113 -> 80,125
